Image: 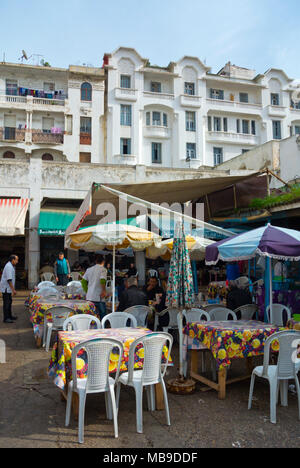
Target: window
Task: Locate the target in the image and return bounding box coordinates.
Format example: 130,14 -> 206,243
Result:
213,147 -> 223,166
242,149 -> 249,154
272,120 -> 281,140
186,143 -> 196,159
152,142 -> 162,163
42,117 -> 54,134
120,104 -> 132,126
80,117 -> 91,133
186,111 -> 196,131
184,82 -> 195,95
291,100 -> 300,110
3,151 -> 15,159
295,126 -> 300,135
79,152 -> 91,163
42,153 -> 53,161
208,116 -> 212,131
210,89 -> 224,100
81,82 -> 92,101
120,138 -> 131,155
151,82 -> 161,93
163,113 -> 168,127
251,120 -> 256,135
152,111 -> 161,126
271,93 -> 280,106
6,80 -> 18,96
213,117 -> 221,132
146,112 -> 151,126
239,93 -> 249,103
223,118 -> 228,132
120,75 -> 131,89
242,120 -> 249,134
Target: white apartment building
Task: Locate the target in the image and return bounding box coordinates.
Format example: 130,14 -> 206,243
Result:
104,47 -> 300,168
0,62 -> 105,163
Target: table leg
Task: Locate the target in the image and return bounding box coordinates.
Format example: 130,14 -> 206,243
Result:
155,383 -> 164,411
218,368 -> 226,400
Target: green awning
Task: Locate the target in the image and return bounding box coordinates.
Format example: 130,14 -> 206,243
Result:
38,209 -> 76,236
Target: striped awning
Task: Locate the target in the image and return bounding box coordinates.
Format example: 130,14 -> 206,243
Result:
0,198 -> 29,236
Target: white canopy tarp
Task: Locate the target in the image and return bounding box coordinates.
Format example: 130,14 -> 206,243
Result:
0,198 -> 29,236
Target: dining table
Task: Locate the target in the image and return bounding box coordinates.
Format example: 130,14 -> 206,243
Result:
29,297 -> 97,347
48,327 -> 172,413
182,319 -> 284,399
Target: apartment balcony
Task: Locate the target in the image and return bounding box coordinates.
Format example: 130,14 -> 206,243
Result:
80,132 -> 91,145
0,93 -> 66,111
206,98 -> 262,116
180,94 -> 201,108
267,105 -> 287,118
143,91 -> 175,103
144,125 -> 171,139
206,130 -> 259,146
114,88 -> 138,102
114,154 -> 137,165
0,127 -> 26,142
32,130 -> 64,144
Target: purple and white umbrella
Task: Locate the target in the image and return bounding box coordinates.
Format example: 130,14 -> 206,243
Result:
206,224 -> 300,265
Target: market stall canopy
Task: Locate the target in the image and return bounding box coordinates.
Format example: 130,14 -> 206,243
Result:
146,235 -> 214,261
38,209 -> 77,236
0,198 -> 29,236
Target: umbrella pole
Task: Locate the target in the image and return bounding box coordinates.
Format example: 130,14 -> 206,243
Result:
178,308 -> 185,378
112,245 -> 116,313
269,257 -> 273,323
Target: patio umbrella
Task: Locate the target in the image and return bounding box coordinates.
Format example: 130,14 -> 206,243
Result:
66,224 -> 162,313
206,224 -> 300,321
146,235 -> 214,261
165,221 -> 194,378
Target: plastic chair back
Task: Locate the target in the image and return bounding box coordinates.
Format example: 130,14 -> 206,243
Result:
148,269 -> 158,278
262,331 -> 300,379
124,306 -> 151,327
66,280 -> 85,296
266,304 -> 292,326
37,281 -> 55,289
209,307 -> 237,321
47,306 -> 72,329
102,312 -> 137,328
70,272 -> 81,281
38,287 -> 60,298
40,272 -> 56,283
183,309 -> 210,324
234,304 -> 258,320
127,332 -> 173,385
71,338 -> 123,393
63,314 -> 101,331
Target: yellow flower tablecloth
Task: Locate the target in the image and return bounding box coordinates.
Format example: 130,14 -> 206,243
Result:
48,328 -> 172,390
182,320 -> 284,370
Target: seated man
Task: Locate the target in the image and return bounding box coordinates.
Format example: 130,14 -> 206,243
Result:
144,276 -> 164,302
118,276 -> 148,311
226,279 -> 252,311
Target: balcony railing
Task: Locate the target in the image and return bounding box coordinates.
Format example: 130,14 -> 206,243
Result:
115,88 -> 138,101
143,91 -> 174,100
0,93 -> 66,107
80,132 -> 92,145
0,127 -> 26,142
32,130 -> 64,144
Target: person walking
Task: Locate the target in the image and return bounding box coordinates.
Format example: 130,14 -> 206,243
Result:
83,254 -> 107,320
54,252 -> 71,286
0,254 -> 19,323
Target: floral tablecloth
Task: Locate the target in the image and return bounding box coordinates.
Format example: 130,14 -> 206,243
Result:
48,328 -> 172,390
256,286 -> 300,321
26,291 -> 86,308
29,298 -> 97,340
182,320 -> 284,370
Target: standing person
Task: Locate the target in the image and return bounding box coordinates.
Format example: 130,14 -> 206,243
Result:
83,254 -> 107,320
0,254 -> 19,323
54,252 -> 71,286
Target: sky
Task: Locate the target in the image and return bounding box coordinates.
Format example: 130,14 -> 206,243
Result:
1,0 -> 300,78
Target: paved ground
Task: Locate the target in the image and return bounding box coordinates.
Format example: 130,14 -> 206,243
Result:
0,292 -> 299,448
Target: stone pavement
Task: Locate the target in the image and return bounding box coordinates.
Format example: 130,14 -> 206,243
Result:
0,292 -> 299,448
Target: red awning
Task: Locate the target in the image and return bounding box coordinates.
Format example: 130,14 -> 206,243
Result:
0,198 -> 29,236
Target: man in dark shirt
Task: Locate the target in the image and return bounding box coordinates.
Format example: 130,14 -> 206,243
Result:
144,276 -> 164,301
118,277 -> 148,311
226,280 -> 252,311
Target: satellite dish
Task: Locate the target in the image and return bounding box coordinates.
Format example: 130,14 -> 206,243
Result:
22,50 -> 28,60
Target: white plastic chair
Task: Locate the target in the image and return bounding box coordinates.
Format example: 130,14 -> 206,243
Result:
40,272 -> 56,283
234,304 -> 258,320
37,281 -> 55,289
65,338 -> 123,443
266,304 -> 292,326
183,309 -> 211,324
70,272 -> 81,281
116,332 -> 173,433
209,307 -> 237,321
123,306 -> 151,327
248,330 -> 300,424
102,312 -> 137,329
45,306 -> 73,352
66,281 -> 84,296
154,308 -> 179,333
148,269 -> 158,278
38,287 -> 61,298
63,314 -> 102,331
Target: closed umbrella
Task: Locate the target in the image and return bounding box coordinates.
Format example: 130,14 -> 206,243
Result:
166,221 -> 194,378
66,224 -> 162,313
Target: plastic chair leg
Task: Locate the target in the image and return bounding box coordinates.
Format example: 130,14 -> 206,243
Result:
105,391 -> 113,420
150,385 -> 155,412
161,379 -> 170,426
109,385 -> 119,438
248,373 -> 256,410
65,387 -> 72,426
270,381 -> 277,424
134,383 -> 143,434
45,325 -> 53,352
78,392 -> 87,444
294,375 -> 300,421
116,383 -> 121,413
280,380 -> 289,407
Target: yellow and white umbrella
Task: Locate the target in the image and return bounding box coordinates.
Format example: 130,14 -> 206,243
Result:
146,235 -> 214,261
66,224 -> 162,312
